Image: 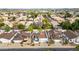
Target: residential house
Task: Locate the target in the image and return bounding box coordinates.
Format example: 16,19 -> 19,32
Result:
62,30 -> 79,44
33,21 -> 43,27
48,29 -> 62,42
75,30 -> 79,35
31,31 -> 48,43
12,31 -> 31,43
12,33 -> 24,43
34,14 -> 44,22
20,31 -> 31,40
0,32 -> 16,43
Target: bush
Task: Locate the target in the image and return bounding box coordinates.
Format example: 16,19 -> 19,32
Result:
0,22 -> 5,28
64,12 -> 72,18
27,24 -> 33,32
0,18 -> 4,22
59,19 -> 79,30
28,18 -> 53,31
29,11 -> 38,18
42,18 -> 53,29
63,40 -> 69,45
59,20 -> 71,30
76,15 -> 79,17
75,45 -> 79,50
3,25 -> 11,32
17,24 -> 25,30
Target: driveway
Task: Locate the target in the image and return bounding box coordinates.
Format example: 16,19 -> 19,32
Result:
53,40 -> 62,47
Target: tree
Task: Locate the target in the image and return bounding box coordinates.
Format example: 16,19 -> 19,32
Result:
75,45 -> 79,51
42,18 -> 53,29
37,26 -> 42,32
59,19 -> 79,30
64,11 -> 72,19
29,11 -> 38,18
76,14 -> 79,17
12,17 -> 16,21
28,24 -> 42,32
46,12 -> 51,17
27,24 -> 33,32
59,20 -> 71,30
28,18 -> 53,32
0,22 -> 5,28
0,18 -> 4,22
42,18 -> 48,24
71,19 -> 79,30
17,24 -> 25,30
46,22 -> 53,29
3,25 -> 11,32
63,40 -> 69,45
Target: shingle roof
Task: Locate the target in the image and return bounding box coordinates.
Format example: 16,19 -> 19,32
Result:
0,32 -> 15,40
13,33 -> 24,40
75,30 -> 79,33
48,29 -> 62,39
20,31 -> 31,38
63,30 -> 77,39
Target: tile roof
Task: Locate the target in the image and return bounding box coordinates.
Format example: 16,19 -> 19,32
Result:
31,31 -> 47,38
39,32 -> 47,38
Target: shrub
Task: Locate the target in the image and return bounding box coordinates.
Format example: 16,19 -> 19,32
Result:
0,22 -> 5,28
3,25 -> 11,32
17,24 -> 25,30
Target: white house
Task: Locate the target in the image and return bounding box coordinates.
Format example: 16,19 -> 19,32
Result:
31,31 -> 48,43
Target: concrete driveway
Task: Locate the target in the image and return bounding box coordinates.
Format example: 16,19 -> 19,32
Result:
53,40 -> 62,47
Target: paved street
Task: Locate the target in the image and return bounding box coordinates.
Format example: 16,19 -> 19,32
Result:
0,48 -> 76,51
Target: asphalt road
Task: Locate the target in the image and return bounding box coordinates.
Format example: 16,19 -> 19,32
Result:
0,48 -> 77,51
